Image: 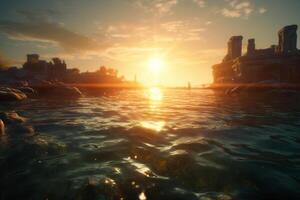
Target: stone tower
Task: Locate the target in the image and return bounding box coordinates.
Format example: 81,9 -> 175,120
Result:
27,54 -> 39,64
224,36 -> 243,61
278,25 -> 298,54
247,39 -> 255,55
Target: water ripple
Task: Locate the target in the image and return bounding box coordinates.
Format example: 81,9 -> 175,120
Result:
1,89 -> 300,199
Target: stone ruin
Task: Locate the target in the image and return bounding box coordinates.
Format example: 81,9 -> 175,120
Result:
212,25 -> 300,84
247,39 -> 255,55
278,25 -> 298,55
223,36 -> 243,61
23,54 -> 67,80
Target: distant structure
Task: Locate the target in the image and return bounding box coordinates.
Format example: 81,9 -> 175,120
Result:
278,25 -> 298,54
223,36 -> 243,61
0,53 -> 127,85
23,54 -> 67,80
188,82 -> 191,90
213,25 -> 300,84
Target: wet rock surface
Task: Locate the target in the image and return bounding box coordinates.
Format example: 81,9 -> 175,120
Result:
0,119 -> 5,135
17,86 -> 36,97
0,87 -> 27,101
0,81 -> 82,101
0,111 -> 27,124
25,80 -> 82,98
0,111 -> 35,137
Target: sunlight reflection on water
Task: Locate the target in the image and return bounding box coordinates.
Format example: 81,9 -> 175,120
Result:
140,87 -> 166,132
140,121 -> 165,132
148,87 -> 163,102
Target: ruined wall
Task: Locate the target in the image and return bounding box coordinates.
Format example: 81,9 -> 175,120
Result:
247,39 -> 255,55
278,25 -> 298,55
212,25 -> 300,84
212,61 -> 235,83
223,36 -> 243,62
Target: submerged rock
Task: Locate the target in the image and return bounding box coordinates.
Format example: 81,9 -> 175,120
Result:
226,86 -> 243,95
0,120 -> 5,135
0,112 -> 35,136
9,124 -> 35,136
17,87 -> 35,97
0,112 -> 27,124
0,87 -> 27,102
53,85 -> 82,98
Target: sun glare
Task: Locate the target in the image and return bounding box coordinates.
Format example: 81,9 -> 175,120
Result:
148,57 -> 164,73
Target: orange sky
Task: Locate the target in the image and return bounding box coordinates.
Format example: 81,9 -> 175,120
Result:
0,0 -> 300,86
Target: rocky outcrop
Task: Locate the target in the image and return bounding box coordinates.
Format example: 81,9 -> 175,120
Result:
0,120 -> 4,136
26,79 -> 82,98
0,112 -> 35,136
0,112 -> 27,124
0,81 -> 81,101
17,87 -> 35,97
0,87 -> 27,102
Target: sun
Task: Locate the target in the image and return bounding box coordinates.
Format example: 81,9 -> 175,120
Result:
148,57 -> 164,73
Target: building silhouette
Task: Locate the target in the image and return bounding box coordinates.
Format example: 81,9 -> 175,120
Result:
213,25 -> 300,84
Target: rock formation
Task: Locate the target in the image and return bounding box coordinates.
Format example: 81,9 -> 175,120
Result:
213,25 -> 300,84
0,87 -> 27,101
0,119 -> 4,136
0,111 -> 35,136
0,112 -> 27,124
33,84 -> 82,98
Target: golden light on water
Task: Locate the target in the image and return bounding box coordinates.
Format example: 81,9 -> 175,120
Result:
148,87 -> 163,101
140,87 -> 165,132
140,121 -> 165,132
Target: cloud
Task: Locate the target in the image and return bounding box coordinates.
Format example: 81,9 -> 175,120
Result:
258,7 -> 267,14
205,21 -> 212,25
16,9 -> 61,22
0,10 -> 109,54
193,0 -> 206,8
159,20 -> 206,41
220,0 -> 268,18
221,8 -> 242,18
132,0 -> 178,15
97,18 -> 207,47
220,0 -> 253,18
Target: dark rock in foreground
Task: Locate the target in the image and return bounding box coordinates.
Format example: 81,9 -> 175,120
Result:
0,87 -> 27,102
0,112 -> 35,137
17,87 -> 36,97
0,120 -> 4,136
26,79 -> 82,98
0,112 -> 27,124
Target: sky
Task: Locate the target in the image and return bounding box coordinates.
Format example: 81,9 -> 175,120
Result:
0,0 -> 299,86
